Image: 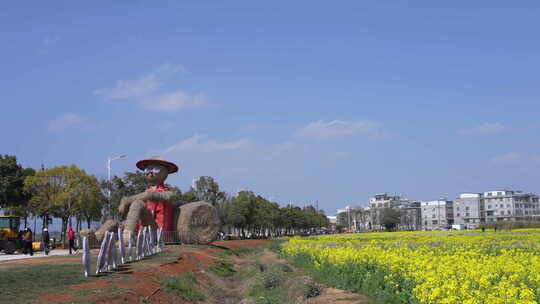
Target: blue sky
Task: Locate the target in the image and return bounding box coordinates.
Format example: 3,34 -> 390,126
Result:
2,1 -> 540,215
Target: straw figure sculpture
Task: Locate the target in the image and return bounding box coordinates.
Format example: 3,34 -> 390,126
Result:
118,191 -> 162,237
177,201 -> 220,245
94,157 -> 221,246
80,229 -> 97,245
95,219 -> 119,242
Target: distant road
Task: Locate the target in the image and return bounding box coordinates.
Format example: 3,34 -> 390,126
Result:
0,249 -> 75,263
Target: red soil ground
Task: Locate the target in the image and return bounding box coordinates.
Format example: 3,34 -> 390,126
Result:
36,240 -> 270,303
31,240 -> 367,304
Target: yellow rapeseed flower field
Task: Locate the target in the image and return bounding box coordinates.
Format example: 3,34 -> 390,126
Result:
282,229 -> 540,304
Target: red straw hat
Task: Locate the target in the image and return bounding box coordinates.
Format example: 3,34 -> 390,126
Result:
136,157 -> 179,174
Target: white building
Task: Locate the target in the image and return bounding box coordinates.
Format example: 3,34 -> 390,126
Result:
421,200 -> 454,229
453,193 -> 483,228
482,190 -> 540,222
453,190 -> 540,227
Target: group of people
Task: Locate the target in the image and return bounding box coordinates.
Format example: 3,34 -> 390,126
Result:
17,226 -> 78,256
18,227 -> 35,256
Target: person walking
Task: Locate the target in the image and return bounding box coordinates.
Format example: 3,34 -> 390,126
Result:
42,228 -> 50,255
23,228 -> 33,256
68,226 -> 78,254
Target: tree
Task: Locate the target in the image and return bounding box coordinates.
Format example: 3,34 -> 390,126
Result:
24,165 -> 100,242
0,155 -> 35,226
101,171 -> 148,220
74,175 -> 105,229
192,176 -> 226,206
380,208 -> 401,231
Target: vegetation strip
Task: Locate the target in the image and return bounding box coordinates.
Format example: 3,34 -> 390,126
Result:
282,230 -> 540,304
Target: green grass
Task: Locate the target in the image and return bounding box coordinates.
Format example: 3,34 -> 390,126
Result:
209,259 -> 236,277
160,272 -> 205,301
0,263 -> 97,302
0,246 -> 182,303
287,253 -> 404,304
237,262 -> 260,279
217,245 -> 256,258
248,264 -> 289,304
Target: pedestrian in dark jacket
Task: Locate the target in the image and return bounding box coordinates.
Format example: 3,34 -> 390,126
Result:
42,228 -> 50,255
68,226 -> 78,254
23,228 -> 33,256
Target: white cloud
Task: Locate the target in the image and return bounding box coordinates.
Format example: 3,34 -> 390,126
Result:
163,135 -> 252,154
48,113 -> 85,132
93,75 -> 159,100
94,64 -> 207,112
491,152 -> 520,164
458,123 -> 507,136
141,91 -> 207,112
296,120 -> 384,139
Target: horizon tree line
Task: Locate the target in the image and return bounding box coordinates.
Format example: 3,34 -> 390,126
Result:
0,154 -> 329,242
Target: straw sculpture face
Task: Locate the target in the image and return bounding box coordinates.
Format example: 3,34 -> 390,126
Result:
143,164 -> 169,186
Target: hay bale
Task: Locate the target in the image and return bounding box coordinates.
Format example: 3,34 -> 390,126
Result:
177,201 -> 221,245
95,220 -> 119,242
80,229 -> 96,246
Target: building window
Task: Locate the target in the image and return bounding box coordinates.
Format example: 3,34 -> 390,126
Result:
488,205 -> 491,209
432,220 -> 438,225
466,206 -> 470,211
466,213 -> 470,217
432,214 -> 436,218
456,213 -> 460,217
507,204 -> 510,208
457,207 -> 460,211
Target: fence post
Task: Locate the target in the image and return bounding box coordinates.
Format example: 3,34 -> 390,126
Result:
127,231 -> 133,262
82,236 -> 90,277
136,229 -> 142,260
118,228 -> 125,265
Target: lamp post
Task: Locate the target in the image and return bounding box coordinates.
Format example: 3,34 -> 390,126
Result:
105,154 -> 128,221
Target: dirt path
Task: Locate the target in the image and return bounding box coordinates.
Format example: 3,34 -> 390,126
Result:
32,240 -> 370,304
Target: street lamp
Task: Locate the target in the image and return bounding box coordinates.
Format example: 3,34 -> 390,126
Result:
105,154 -> 127,220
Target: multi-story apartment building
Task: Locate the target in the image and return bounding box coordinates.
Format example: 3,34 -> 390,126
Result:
337,190 -> 540,231
397,201 -> 422,230
421,200 -> 454,229
482,190 -> 540,222
453,193 -> 484,228
362,194 -> 421,230
453,190 -> 540,227
336,205 -> 364,228
369,193 -> 404,208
